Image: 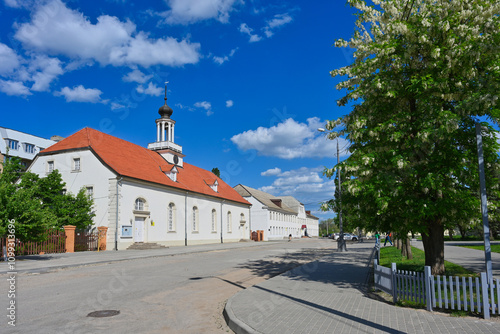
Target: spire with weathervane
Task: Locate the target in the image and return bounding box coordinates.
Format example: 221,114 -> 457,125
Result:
148,82 -> 184,167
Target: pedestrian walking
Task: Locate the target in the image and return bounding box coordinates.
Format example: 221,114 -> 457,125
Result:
288,234 -> 292,242
375,232 -> 380,246
384,232 -> 393,246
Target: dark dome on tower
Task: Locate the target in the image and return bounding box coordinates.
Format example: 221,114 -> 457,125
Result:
158,97 -> 173,118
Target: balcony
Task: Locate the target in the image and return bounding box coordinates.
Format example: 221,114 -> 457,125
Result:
147,141 -> 182,153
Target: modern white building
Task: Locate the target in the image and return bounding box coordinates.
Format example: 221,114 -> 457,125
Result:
0,126 -> 58,172
28,92 -> 251,250
234,184 -> 319,241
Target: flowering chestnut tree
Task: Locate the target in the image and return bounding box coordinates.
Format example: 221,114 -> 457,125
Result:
327,0 -> 500,274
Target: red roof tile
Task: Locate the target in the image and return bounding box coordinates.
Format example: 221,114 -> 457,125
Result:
41,128 -> 250,205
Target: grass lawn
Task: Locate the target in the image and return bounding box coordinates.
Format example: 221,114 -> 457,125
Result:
459,244 -> 500,253
379,246 -> 476,277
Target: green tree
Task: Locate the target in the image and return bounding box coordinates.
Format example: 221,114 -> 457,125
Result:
0,158 -> 94,241
327,0 -> 500,274
212,167 -> 221,177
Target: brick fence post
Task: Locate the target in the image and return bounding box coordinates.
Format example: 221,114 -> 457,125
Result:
98,226 -> 108,251
63,225 -> 76,253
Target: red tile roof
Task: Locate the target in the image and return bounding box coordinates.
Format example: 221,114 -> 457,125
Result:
40,127 -> 250,205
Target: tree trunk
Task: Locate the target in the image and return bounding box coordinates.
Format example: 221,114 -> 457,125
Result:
421,220 -> 445,275
405,237 -> 413,260
395,237 -> 401,250
457,224 -> 467,240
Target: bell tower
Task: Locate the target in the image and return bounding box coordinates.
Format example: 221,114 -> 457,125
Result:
148,82 -> 184,167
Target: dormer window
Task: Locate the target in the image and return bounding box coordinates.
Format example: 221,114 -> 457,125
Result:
210,179 -> 218,192
8,140 -> 19,151
24,143 -> 35,154
166,166 -> 178,182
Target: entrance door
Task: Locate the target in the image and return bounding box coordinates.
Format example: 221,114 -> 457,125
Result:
134,217 -> 145,242
240,223 -> 246,240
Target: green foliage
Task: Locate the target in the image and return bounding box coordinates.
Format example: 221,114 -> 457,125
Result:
0,158 -> 95,241
211,167 -> 220,177
328,0 -> 500,274
319,218 -> 339,235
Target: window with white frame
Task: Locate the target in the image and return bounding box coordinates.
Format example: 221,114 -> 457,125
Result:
211,209 -> 217,232
86,186 -> 93,199
24,143 -> 34,154
240,213 -> 245,223
135,198 -> 145,211
73,158 -> 81,171
8,140 -> 19,150
168,203 -> 176,231
227,211 -> 232,233
47,161 -> 54,173
192,206 -> 198,231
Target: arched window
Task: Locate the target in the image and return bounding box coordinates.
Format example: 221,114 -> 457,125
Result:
227,211 -> 232,233
168,203 -> 176,231
211,209 -> 217,232
192,206 -> 198,231
240,213 -> 245,222
135,198 -> 145,211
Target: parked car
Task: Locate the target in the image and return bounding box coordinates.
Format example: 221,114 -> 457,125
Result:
343,233 -> 359,241
331,233 -> 340,240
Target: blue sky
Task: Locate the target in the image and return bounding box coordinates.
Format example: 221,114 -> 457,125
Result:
0,0 -> 357,220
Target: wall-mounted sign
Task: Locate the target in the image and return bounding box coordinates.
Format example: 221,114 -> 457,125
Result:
121,225 -> 132,238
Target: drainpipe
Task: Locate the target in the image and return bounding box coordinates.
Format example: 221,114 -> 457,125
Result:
248,204 -> 252,240
185,192 -> 188,246
115,176 -> 123,251
220,200 -> 225,243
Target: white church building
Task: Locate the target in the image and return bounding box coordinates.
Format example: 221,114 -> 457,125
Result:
234,184 -> 319,241
28,90 -> 251,250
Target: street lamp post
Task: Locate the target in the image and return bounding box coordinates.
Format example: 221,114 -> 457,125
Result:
318,128 -> 346,252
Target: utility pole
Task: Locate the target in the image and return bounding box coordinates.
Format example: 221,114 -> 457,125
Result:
337,140 -> 347,252
476,122 -> 492,282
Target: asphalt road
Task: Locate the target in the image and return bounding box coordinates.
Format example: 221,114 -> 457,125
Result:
1,239 -> 336,334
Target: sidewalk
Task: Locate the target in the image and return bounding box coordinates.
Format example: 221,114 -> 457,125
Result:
0,240 -> 284,275
224,242 -> 500,334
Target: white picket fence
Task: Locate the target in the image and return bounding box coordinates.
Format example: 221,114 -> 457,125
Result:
374,259 -> 500,319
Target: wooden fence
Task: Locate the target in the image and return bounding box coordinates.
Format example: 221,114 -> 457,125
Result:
74,229 -> 99,252
374,258 -> 500,319
1,229 -> 66,258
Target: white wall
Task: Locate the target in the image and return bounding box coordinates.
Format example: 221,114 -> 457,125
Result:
117,179 -> 250,249
29,150 -> 116,238
30,149 -> 251,250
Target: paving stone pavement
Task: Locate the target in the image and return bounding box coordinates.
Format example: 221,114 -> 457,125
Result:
224,242 -> 500,334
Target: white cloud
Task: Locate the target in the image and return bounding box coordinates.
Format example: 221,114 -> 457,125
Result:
136,82 -> 163,96
111,102 -> 125,110
0,43 -> 21,75
263,13 -> 293,38
14,0 -> 200,68
194,101 -> 213,116
226,99 -> 233,107
258,166 -> 337,212
122,69 -> 153,84
56,85 -> 106,103
213,47 -> 238,65
29,55 -> 63,92
231,117 -> 346,159
4,0 -> 24,8
163,0 -> 238,24
232,117 -> 348,159
0,79 -> 32,96
261,167 -> 281,176
239,23 -> 262,43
